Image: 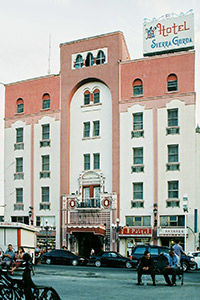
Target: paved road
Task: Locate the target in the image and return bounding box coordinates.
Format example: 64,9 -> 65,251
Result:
31,265 -> 200,300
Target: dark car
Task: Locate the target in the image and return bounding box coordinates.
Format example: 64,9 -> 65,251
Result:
130,245 -> 197,272
41,249 -> 88,266
90,251 -> 133,268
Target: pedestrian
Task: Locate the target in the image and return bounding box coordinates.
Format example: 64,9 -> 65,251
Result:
2,244 -> 15,268
9,246 -> 25,274
196,247 -> 199,251
163,249 -> 179,286
173,240 -> 186,264
136,250 -> 156,286
90,248 -> 95,256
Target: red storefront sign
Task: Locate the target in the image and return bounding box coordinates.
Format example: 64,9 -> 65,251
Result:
118,227 -> 152,237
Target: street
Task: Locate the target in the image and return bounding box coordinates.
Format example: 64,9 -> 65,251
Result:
29,265 -> 200,300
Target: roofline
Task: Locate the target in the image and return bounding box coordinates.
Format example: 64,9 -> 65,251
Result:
120,49 -> 195,64
5,73 -> 60,86
60,31 -> 123,47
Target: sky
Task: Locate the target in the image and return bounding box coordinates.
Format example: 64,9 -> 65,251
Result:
0,0 -> 200,212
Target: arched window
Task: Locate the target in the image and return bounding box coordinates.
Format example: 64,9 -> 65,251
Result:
133,79 -> 143,96
42,93 -> 50,109
85,53 -> 94,67
75,54 -> 83,69
84,90 -> 90,105
167,74 -> 178,92
96,50 -> 105,65
93,89 -> 100,104
16,98 -> 24,113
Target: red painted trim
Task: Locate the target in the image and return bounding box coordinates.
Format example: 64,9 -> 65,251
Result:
17,229 -> 21,247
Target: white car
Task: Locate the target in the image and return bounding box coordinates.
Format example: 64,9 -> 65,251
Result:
188,251 -> 200,269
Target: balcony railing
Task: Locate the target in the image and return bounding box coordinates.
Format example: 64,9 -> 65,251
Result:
77,198 -> 101,209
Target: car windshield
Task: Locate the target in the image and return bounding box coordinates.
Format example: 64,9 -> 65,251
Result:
133,247 -> 146,255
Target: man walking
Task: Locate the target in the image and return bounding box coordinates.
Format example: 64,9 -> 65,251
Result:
137,250 -> 156,286
173,241 -> 186,264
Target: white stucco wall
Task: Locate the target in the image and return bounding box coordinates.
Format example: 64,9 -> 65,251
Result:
4,120 -> 31,221
70,81 -> 112,193
120,104 -> 154,226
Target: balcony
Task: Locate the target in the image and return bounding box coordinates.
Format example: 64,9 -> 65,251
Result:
40,203 -> 50,210
166,126 -> 180,135
40,140 -> 50,147
166,163 -> 180,171
14,203 -> 24,211
131,130 -> 144,138
131,165 -> 144,173
14,172 -> 24,180
14,143 -> 24,150
166,199 -> 180,207
40,171 -> 50,178
131,200 -> 144,208
77,198 -> 101,209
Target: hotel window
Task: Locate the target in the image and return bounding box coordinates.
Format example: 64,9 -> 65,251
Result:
167,74 -> 178,92
85,53 -> 94,67
84,91 -> 90,105
93,153 -> 100,170
168,109 -> 178,127
83,122 -> 90,138
42,124 -> 50,140
167,109 -> 179,135
84,154 -> 90,170
93,120 -> 100,137
42,155 -> 50,171
16,157 -> 23,173
41,187 -> 49,202
133,148 -> 143,165
96,50 -> 105,65
93,89 -> 100,104
133,79 -> 143,96
42,93 -> 50,110
16,128 -> 23,143
16,98 -> 24,114
132,113 -> 144,138
16,188 -> 23,203
167,181 -> 179,207
167,145 -> 179,171
75,54 -> 83,69
133,183 -> 143,200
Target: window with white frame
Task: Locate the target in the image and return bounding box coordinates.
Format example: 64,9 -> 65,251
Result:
42,124 -> 50,140
93,153 -> 100,170
168,181 -> 179,199
133,183 -> 143,200
93,120 -> 100,137
85,53 -> 94,67
126,216 -> 151,226
42,93 -> 50,110
42,155 -> 50,171
168,109 -> 178,127
160,215 -> 184,227
16,128 -> 23,143
16,188 -> 23,203
93,89 -> 100,104
75,54 -> 83,69
84,91 -> 90,105
84,154 -> 90,170
133,113 -> 143,130
83,122 -> 90,138
16,157 -> 23,173
168,145 -> 179,163
41,187 -> 49,202
96,50 -> 105,65
133,148 -> 143,165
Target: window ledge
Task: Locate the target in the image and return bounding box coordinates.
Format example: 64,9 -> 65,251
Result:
166,90 -> 178,94
82,136 -> 101,140
131,95 -> 143,98
15,112 -> 24,115
40,108 -> 51,111
81,103 -> 102,108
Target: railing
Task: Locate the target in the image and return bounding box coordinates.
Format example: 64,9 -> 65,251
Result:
77,198 -> 101,209
0,253 -> 60,299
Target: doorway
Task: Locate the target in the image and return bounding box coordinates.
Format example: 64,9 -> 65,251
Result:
75,232 -> 103,258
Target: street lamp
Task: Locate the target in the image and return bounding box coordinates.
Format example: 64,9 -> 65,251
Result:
44,220 -> 50,252
183,195 -> 188,252
116,218 -> 121,253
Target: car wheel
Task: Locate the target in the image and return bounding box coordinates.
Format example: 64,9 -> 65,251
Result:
46,258 -> 51,265
72,260 -> 78,266
190,263 -> 197,271
95,260 -> 101,267
182,262 -> 188,272
125,261 -> 132,269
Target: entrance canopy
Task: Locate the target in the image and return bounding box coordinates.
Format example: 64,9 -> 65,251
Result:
67,225 -> 105,236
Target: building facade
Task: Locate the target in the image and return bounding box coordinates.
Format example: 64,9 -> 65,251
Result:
4,29 -> 198,255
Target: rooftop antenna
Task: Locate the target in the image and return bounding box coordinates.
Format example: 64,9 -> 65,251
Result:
48,33 -> 51,75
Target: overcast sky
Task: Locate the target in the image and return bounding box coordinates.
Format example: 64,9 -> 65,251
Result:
0,0 -> 199,211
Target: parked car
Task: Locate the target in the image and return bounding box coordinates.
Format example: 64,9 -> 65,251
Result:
188,251 -> 200,269
130,245 -> 197,272
41,249 -> 88,266
90,251 -> 133,268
